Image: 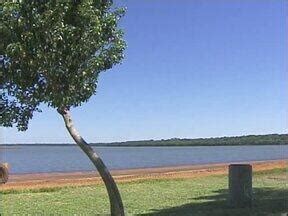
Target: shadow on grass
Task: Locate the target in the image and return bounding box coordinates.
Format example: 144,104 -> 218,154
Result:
140,187 -> 288,216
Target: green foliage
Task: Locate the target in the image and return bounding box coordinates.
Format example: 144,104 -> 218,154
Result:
94,134 -> 288,146
0,0 -> 126,130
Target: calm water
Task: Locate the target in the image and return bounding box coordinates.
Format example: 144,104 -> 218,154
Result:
0,145 -> 287,174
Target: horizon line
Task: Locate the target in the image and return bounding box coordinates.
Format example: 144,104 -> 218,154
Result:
0,133 -> 286,145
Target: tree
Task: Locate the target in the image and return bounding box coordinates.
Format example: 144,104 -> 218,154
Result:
0,1 -> 126,215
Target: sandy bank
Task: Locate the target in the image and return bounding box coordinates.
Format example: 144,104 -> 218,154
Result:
1,160 -> 286,191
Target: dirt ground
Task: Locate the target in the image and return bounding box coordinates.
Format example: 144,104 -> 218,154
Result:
0,160 -> 286,191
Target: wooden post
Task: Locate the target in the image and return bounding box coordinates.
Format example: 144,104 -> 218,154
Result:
0,163 -> 9,184
229,164 -> 252,208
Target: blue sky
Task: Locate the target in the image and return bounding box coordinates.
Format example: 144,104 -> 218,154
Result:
1,0 -> 287,144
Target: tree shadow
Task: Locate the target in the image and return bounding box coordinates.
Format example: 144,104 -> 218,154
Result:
139,187 -> 288,216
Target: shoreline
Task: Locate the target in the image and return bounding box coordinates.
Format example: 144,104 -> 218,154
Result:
1,159 -> 286,191
7,158 -> 287,175
1,144 -> 287,148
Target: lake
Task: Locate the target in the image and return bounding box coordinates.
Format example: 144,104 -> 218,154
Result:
0,145 -> 287,174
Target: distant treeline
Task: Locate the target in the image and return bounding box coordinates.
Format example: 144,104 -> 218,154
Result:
91,134 -> 288,147
1,134 -> 287,147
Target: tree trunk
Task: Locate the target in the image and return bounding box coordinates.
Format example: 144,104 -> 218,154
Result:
0,163 -> 9,184
58,107 -> 124,216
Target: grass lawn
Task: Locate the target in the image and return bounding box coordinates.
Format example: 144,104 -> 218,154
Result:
0,168 -> 287,215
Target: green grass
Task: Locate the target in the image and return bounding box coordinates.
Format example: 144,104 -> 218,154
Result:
0,168 -> 287,215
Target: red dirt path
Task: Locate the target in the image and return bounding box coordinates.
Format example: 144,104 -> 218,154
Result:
1,160 -> 286,191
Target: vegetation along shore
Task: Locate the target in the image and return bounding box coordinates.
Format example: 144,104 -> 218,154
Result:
1,134 -> 287,147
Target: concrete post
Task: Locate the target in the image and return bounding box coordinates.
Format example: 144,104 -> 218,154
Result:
228,164 -> 252,208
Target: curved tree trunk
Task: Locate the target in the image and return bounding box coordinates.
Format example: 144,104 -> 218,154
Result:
57,107 -> 124,216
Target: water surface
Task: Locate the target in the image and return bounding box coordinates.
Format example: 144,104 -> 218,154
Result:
0,145 -> 287,174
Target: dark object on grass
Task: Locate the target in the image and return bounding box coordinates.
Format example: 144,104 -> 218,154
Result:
0,163 -> 9,184
229,164 -> 252,208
